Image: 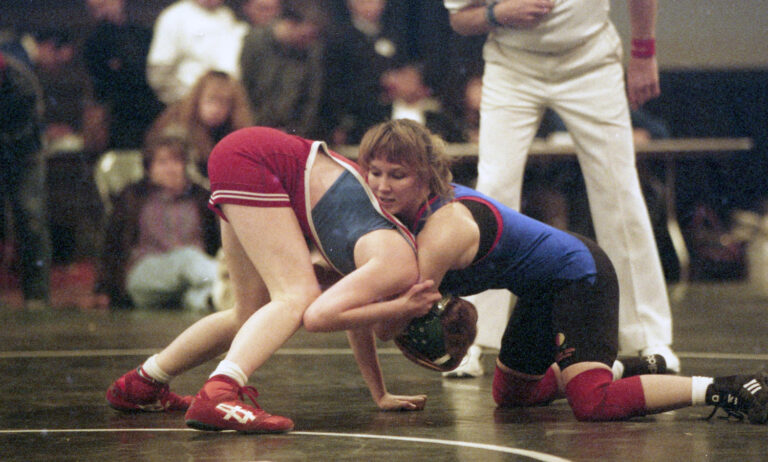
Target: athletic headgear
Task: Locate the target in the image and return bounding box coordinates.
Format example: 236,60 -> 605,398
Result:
394,295 -> 478,372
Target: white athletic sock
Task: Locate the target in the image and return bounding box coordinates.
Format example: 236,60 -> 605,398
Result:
141,354 -> 173,384
611,360 -> 625,381
211,359 -> 248,387
691,376 -> 714,406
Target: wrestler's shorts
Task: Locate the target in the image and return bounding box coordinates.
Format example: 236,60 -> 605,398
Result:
206,135 -> 308,233
499,235 -> 619,375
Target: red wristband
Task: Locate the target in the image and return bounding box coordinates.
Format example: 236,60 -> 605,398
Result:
631,38 -> 656,58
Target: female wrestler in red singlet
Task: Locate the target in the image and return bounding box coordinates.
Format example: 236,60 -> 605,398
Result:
106,127 -> 442,433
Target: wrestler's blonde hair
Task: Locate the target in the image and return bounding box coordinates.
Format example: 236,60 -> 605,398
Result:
358,119 -> 454,201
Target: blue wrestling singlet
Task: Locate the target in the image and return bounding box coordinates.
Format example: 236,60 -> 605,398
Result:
311,170 -> 399,275
414,184 -> 598,297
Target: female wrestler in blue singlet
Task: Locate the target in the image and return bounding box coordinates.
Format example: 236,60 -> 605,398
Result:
354,119 -> 768,424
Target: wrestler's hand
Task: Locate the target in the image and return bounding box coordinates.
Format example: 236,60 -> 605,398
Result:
376,392 -> 427,411
400,280 -> 442,319
494,0 -> 554,29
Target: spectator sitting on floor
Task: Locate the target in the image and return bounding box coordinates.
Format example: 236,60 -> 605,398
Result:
93,134 -> 220,311
459,75 -> 482,144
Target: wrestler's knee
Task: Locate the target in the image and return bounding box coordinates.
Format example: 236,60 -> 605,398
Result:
285,285 -> 323,314
493,365 -> 558,407
565,368 -> 646,421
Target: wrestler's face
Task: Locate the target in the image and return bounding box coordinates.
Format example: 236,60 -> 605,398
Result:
367,157 -> 429,218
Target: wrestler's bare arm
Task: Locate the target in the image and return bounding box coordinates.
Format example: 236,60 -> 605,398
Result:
303,229 -> 439,332
370,204 -> 479,342
346,204 -> 481,410
346,326 -> 428,411
416,203 -> 480,286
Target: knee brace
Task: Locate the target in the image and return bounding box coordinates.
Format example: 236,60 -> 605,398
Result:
493,365 -> 558,407
565,368 -> 646,421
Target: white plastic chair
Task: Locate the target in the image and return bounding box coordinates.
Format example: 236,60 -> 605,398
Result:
93,150 -> 144,215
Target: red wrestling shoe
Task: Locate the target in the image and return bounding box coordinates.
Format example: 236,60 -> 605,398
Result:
184,375 -> 294,433
106,367 -> 192,412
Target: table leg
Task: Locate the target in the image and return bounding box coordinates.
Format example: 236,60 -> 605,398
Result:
664,157 -> 690,299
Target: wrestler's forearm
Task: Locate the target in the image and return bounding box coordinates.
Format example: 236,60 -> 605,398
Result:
347,328 -> 388,402
305,291 -> 417,332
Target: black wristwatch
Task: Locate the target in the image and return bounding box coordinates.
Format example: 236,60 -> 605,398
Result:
486,1 -> 503,27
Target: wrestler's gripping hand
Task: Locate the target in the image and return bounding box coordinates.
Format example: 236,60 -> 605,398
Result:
372,280 -> 441,341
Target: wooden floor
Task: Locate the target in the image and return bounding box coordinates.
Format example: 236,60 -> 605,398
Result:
1,281 -> 767,461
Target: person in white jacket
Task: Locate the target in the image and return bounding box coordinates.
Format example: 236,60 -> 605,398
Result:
146,0 -> 247,105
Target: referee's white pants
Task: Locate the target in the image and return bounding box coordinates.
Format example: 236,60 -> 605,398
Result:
469,25 -> 672,354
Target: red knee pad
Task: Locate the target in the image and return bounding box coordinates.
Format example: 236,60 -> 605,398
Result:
565,368 -> 646,421
493,365 -> 558,407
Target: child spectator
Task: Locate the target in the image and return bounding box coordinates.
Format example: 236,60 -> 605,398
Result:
94,134 -> 220,311
460,75 -> 482,144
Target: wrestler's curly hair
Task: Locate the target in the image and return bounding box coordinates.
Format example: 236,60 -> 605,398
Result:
357,119 -> 454,201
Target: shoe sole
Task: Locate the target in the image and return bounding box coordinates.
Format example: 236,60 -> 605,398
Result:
443,371 -> 483,378
108,402 -> 186,413
106,393 -> 188,413
185,419 -> 294,434
748,410 -> 768,425
107,402 -> 147,413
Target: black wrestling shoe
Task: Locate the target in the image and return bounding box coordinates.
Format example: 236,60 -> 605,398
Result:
706,372 -> 768,424
619,354 -> 667,378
